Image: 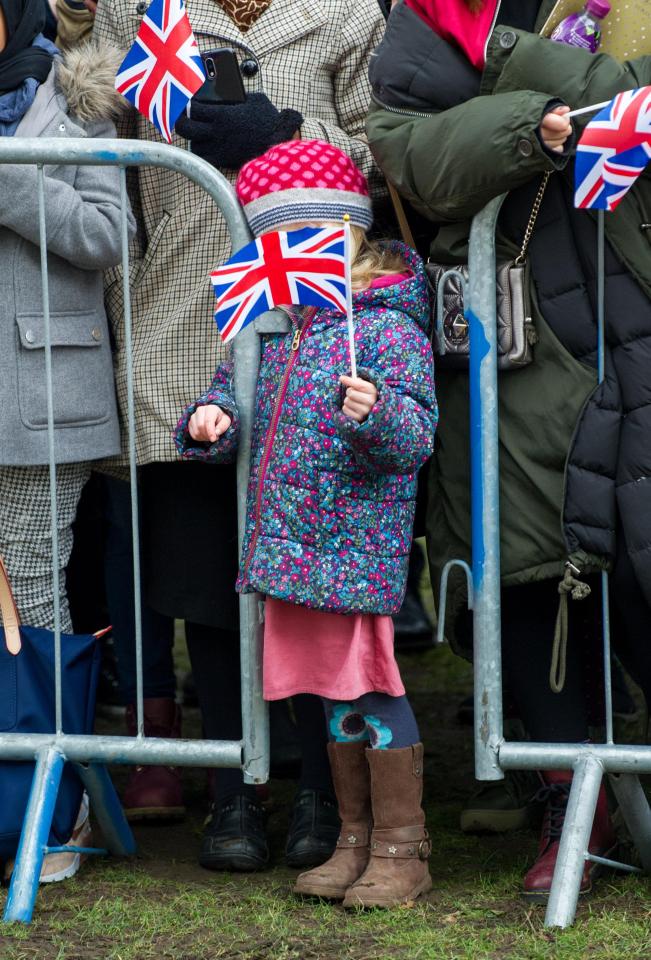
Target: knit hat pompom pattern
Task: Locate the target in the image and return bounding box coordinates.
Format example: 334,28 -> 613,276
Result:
236,139 -> 373,236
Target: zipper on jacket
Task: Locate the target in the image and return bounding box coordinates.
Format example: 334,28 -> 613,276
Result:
370,91 -> 434,119
241,311 -> 314,583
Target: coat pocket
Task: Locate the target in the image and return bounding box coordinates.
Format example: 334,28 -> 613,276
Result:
15,312 -> 113,430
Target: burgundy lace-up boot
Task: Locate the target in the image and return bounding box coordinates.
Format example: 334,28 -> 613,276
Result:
122,698 -> 186,821
523,770 -> 617,901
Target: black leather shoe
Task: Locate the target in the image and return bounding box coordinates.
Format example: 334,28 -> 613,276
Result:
285,789 -> 340,869
199,795 -> 269,872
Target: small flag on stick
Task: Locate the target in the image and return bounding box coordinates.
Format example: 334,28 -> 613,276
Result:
211,225 -> 349,343
574,85 -> 651,211
115,0 -> 205,143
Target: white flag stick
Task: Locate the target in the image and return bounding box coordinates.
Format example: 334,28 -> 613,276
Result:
343,215 -> 357,378
567,100 -> 610,118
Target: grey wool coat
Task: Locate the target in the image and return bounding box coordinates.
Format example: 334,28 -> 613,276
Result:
0,42 -> 134,467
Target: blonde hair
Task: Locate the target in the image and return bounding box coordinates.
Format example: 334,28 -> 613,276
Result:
349,225 -> 408,292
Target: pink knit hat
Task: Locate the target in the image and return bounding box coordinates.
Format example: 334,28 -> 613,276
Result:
236,139 -> 373,236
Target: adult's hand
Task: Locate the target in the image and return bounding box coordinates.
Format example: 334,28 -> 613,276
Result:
539,105 -> 572,154
83,0 -> 97,14
175,94 -> 303,169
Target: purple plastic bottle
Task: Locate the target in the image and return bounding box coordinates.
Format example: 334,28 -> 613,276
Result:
550,0 -> 611,53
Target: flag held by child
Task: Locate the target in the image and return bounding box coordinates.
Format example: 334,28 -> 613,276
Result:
211,225 -> 349,344
575,85 -> 651,211
114,0 -> 205,143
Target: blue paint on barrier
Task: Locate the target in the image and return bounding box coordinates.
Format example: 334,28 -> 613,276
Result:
467,308 -> 490,591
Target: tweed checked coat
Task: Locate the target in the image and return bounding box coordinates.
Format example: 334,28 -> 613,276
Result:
93,0 -> 386,465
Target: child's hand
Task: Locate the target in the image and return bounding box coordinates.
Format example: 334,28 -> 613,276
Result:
340,375 -> 378,423
188,404 -> 232,443
539,105 -> 572,153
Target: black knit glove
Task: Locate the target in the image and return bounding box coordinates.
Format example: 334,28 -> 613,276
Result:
175,94 -> 303,169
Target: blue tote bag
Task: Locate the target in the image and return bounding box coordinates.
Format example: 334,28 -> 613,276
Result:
0,556 -> 101,861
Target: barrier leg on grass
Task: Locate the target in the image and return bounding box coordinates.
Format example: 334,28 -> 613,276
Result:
609,774 -> 651,872
545,756 -> 603,928
4,748 -> 64,924
74,762 -> 136,856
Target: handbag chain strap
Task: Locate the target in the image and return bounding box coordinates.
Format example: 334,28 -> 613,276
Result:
0,554 -> 22,655
515,171 -> 551,266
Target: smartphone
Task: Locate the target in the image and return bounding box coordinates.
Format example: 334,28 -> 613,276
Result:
193,48 -> 247,106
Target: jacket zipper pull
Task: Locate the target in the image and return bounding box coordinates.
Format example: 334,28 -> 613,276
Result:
291,328 -> 302,351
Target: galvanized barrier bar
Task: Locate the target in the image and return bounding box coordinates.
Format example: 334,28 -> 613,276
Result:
0,733 -> 243,765
467,194 -> 507,782
544,757 -> 604,928
4,749 -> 65,924
0,139 -> 268,922
36,165 -> 63,736
118,165 -> 146,739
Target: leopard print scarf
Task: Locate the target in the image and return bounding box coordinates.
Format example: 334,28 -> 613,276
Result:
216,0 -> 273,31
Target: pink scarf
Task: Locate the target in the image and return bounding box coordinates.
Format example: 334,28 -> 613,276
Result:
404,0 -> 499,70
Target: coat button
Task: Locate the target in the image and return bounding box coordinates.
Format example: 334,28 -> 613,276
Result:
91,327 -> 102,341
58,123 -> 66,132
24,329 -> 35,344
240,59 -> 259,78
136,1 -> 148,13
500,30 -> 517,49
518,138 -> 534,157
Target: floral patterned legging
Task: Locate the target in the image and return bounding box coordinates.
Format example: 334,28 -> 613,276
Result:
322,693 -> 420,750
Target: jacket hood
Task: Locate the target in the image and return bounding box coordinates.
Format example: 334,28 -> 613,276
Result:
55,40 -> 126,123
353,241 -> 431,334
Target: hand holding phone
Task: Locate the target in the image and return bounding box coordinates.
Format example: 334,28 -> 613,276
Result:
193,48 -> 247,107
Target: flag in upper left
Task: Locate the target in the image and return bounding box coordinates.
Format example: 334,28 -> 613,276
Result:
115,0 -> 205,143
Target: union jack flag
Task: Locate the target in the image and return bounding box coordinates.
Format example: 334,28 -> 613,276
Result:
115,0 -> 205,143
211,226 -> 349,343
575,86 -> 651,211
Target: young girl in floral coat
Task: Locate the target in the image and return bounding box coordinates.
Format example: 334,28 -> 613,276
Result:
175,139 -> 437,908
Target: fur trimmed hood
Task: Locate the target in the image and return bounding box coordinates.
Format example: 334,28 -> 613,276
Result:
55,41 -> 126,123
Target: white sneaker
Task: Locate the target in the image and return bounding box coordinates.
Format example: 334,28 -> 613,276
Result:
40,793 -> 92,884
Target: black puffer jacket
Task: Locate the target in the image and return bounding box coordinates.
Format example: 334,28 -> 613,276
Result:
367,1 -> 651,616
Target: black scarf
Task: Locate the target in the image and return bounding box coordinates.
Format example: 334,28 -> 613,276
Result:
0,0 -> 54,94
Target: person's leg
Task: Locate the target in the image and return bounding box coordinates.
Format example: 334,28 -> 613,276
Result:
611,533 -> 651,713
0,463 -> 91,632
184,621 -> 267,872
285,694 -> 339,868
500,580 -> 615,900
313,693 -> 430,908
0,463 -> 92,884
102,474 -> 183,820
102,475 -> 176,704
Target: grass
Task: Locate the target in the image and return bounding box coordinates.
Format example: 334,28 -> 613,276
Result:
1,594 -> 651,958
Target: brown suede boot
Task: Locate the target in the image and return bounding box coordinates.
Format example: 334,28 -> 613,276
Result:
343,743 -> 432,908
294,741 -> 371,900
122,698 -> 186,821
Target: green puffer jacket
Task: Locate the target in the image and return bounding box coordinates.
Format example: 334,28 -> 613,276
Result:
366,0 -> 651,647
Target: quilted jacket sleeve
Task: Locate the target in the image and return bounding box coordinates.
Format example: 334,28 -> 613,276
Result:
486,26 -> 651,116
173,361 -> 240,463
334,313 -> 437,475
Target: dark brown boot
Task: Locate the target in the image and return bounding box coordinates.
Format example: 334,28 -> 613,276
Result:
294,742 -> 371,900
122,698 -> 185,821
343,743 -> 432,908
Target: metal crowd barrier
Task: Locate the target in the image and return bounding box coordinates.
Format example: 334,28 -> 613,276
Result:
0,139 -> 268,924
442,197 -> 651,928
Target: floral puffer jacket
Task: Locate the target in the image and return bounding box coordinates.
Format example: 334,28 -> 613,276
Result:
174,244 -> 437,615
